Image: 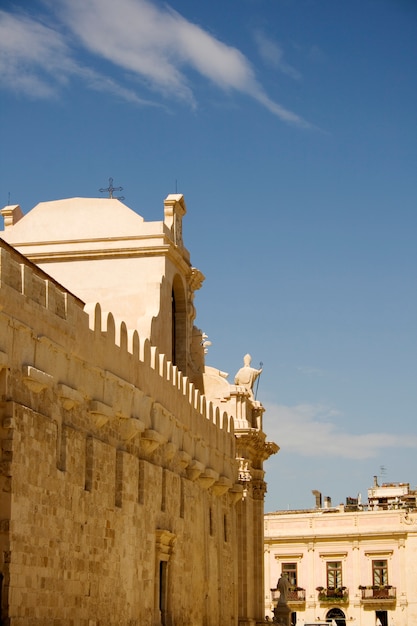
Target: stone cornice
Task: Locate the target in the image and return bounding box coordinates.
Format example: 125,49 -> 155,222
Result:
235,429 -> 279,461
18,237 -> 194,279
265,529 -> 410,544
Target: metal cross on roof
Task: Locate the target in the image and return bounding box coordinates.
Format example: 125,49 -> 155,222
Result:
99,177 -> 124,200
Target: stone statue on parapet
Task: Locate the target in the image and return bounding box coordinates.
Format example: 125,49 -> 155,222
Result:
234,354 -> 262,399
276,575 -> 290,605
273,575 -> 291,625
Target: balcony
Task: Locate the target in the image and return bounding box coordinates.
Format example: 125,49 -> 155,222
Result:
271,587 -> 306,606
316,587 -> 349,604
360,586 -> 396,603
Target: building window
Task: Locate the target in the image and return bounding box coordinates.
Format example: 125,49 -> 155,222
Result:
282,563 -> 297,586
159,560 -> 167,624
223,514 -> 228,542
327,561 -> 342,588
171,289 -> 176,365
161,469 -> 167,512
155,529 -> 176,626
180,479 -> 185,519
373,560 -> 388,586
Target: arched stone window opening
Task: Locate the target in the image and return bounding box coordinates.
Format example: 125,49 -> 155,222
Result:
155,530 -> 176,626
326,607 -> 346,626
171,275 -> 187,374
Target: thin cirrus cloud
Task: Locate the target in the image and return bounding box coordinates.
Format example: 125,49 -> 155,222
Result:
0,9 -> 157,105
0,0 -> 310,126
253,29 -> 302,80
0,10 -> 71,99
265,402 -> 417,460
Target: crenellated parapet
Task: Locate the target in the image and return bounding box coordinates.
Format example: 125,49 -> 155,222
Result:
0,194 -> 277,625
0,239 -> 237,497
0,239 -> 84,318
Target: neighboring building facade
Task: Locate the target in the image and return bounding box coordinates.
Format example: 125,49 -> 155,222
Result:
264,482 -> 417,626
0,195 -> 277,625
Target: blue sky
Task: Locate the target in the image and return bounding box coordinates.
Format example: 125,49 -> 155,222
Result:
1,0 -> 416,511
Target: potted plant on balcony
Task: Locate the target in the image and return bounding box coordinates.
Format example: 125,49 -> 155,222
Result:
372,585 -> 390,598
288,586 -> 304,601
335,586 -> 346,598
317,586 -> 348,602
316,587 -> 326,601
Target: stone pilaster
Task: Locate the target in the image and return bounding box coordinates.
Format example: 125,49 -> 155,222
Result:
234,392 -> 279,626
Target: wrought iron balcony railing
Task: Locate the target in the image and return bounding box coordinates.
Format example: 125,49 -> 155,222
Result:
271,587 -> 306,603
360,586 -> 396,601
317,587 -> 349,603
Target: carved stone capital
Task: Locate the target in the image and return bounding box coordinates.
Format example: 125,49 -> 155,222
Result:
252,479 -> 267,501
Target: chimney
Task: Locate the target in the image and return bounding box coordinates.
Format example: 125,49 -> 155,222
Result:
324,496 -> 332,509
373,475 -> 379,487
0,205 -> 23,230
312,490 -> 322,509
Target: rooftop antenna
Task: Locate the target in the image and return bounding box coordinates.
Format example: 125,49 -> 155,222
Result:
380,465 -> 387,483
7,192 -> 10,205
99,177 -> 124,201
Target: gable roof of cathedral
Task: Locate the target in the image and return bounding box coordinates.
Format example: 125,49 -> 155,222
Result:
1,197 -> 149,243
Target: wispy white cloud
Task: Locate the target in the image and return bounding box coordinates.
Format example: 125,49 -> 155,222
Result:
253,30 -> 301,80
0,10 -> 70,98
55,0 -> 309,125
75,65 -> 157,106
0,0 -> 311,126
265,402 -> 417,460
0,9 -> 153,105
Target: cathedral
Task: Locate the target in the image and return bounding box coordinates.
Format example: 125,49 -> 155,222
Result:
0,194 -> 278,625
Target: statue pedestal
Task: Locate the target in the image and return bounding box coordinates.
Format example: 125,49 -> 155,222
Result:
273,603 -> 291,626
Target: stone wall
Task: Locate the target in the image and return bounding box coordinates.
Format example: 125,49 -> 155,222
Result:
0,240 -> 241,625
